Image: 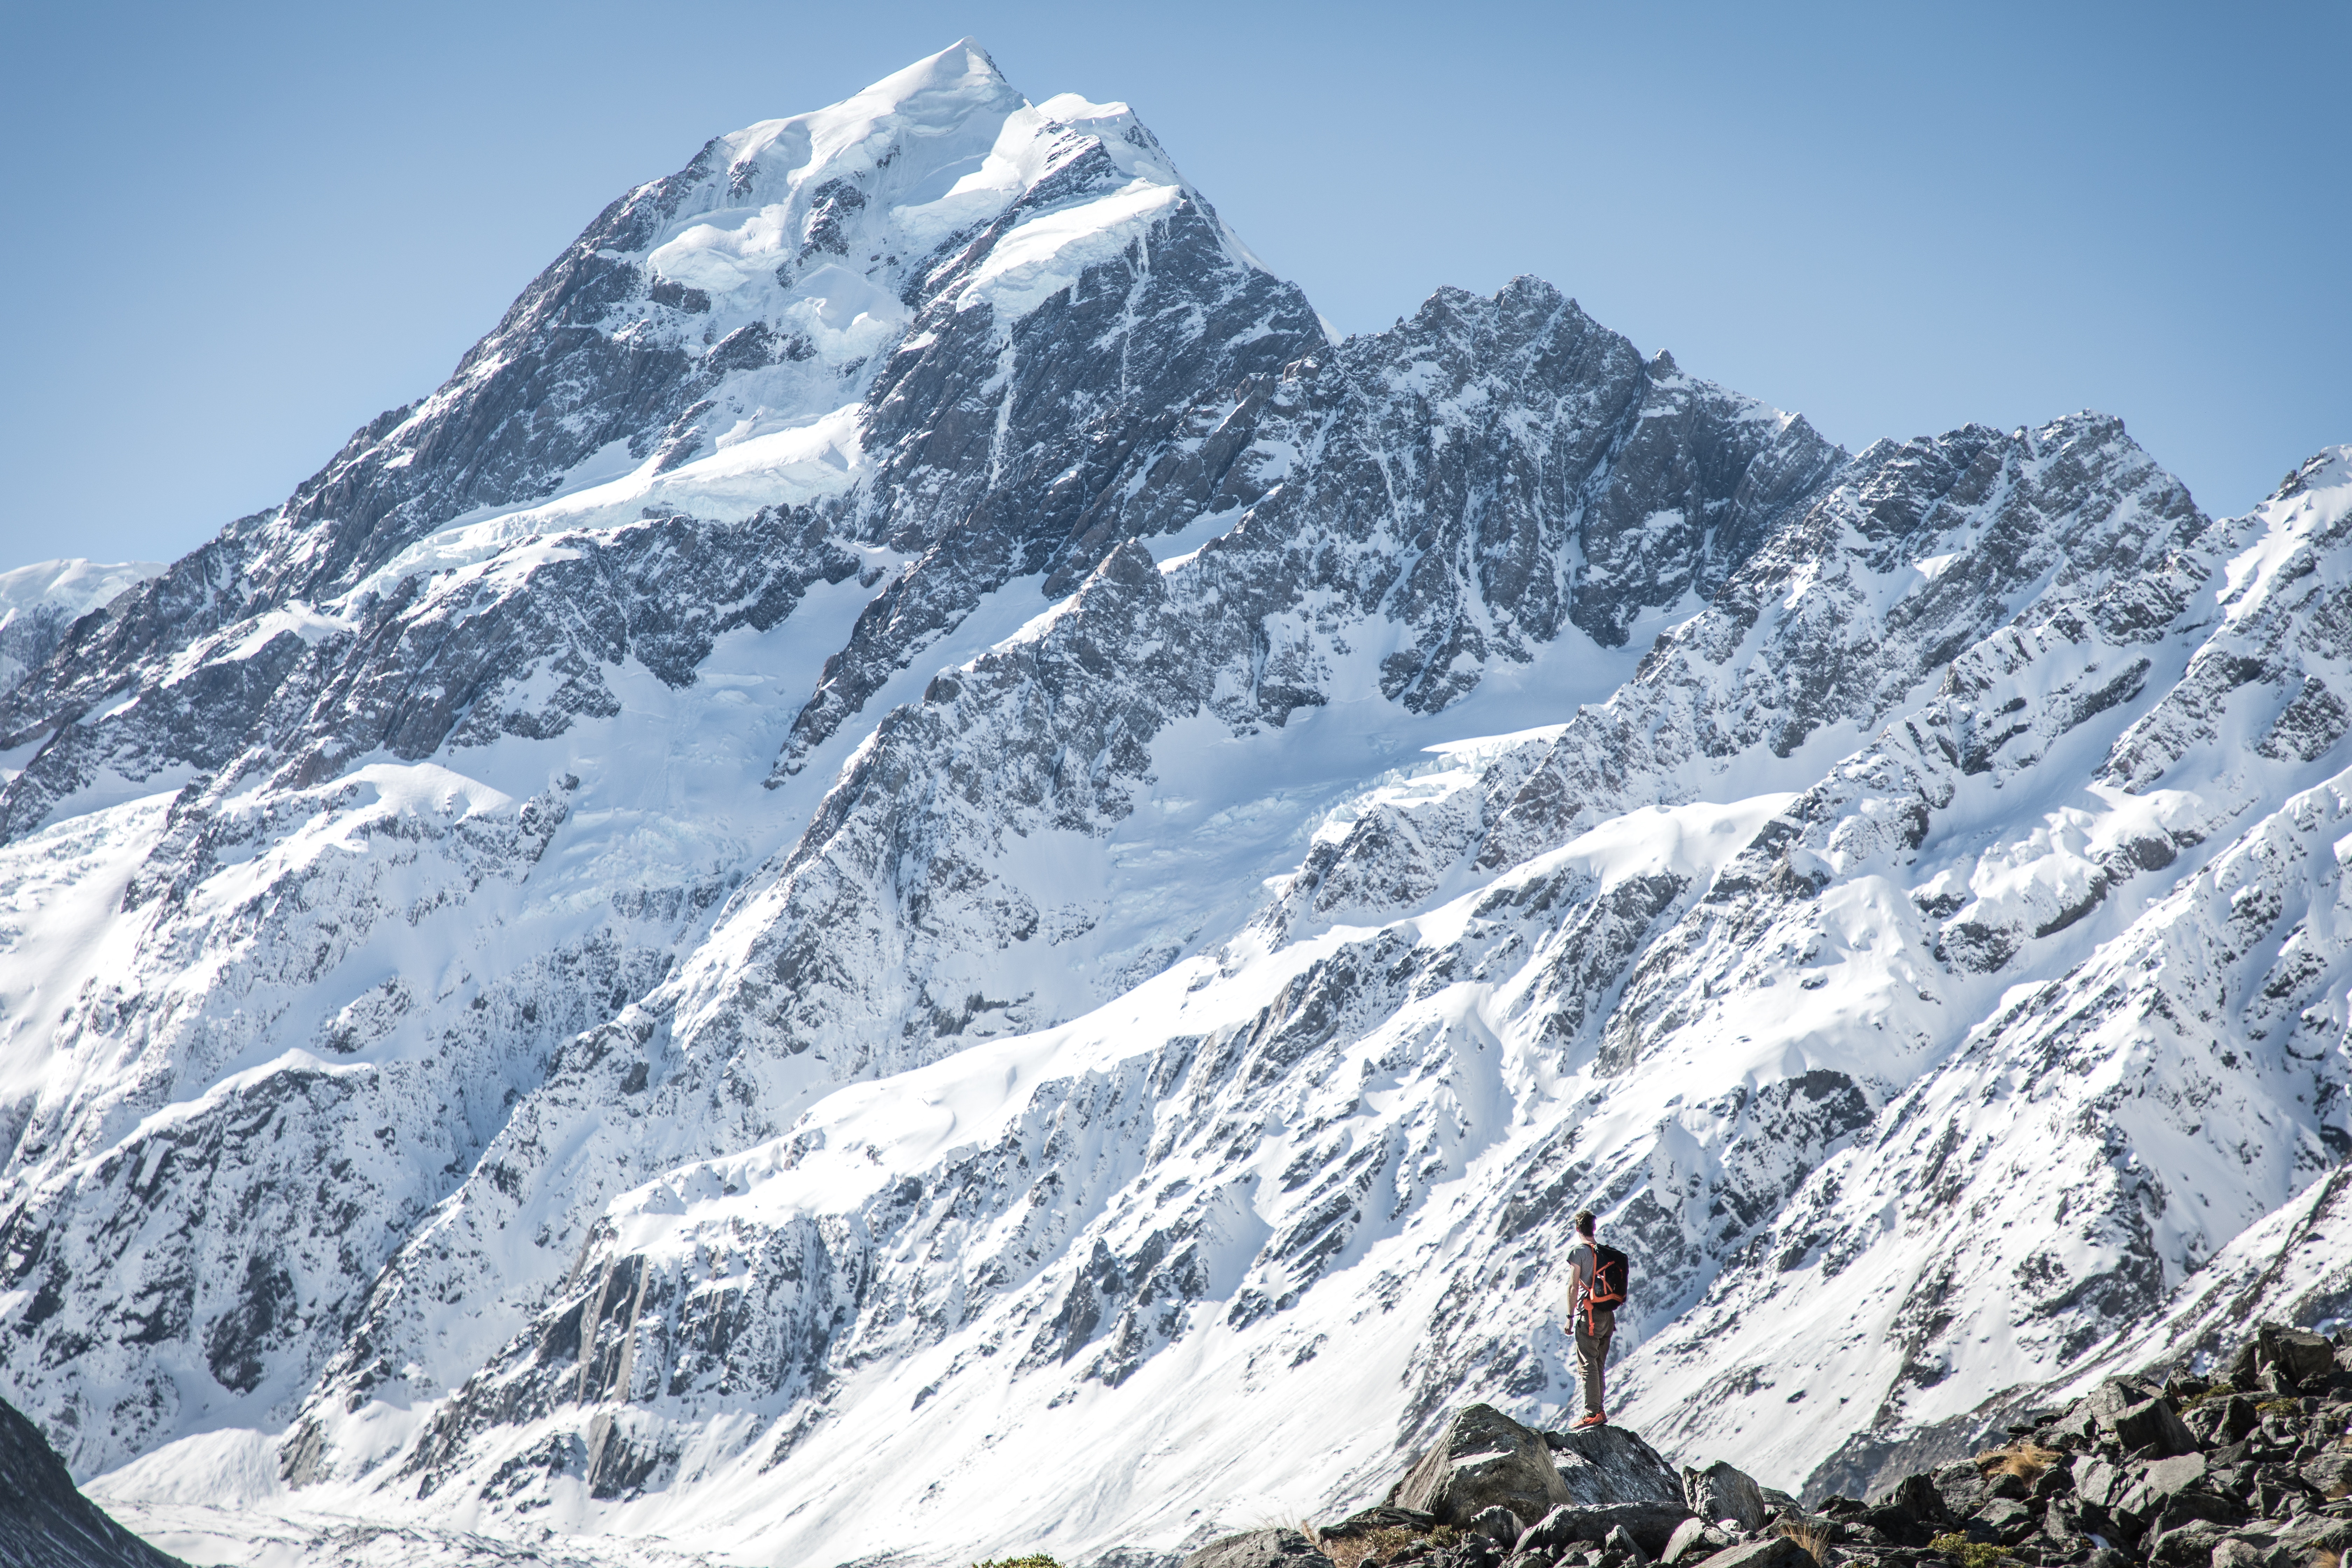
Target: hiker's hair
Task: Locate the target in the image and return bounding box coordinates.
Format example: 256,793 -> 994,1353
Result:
1574,1209 -> 1596,1237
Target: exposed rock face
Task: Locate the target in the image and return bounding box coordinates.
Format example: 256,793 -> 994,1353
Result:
0,1394 -> 186,1567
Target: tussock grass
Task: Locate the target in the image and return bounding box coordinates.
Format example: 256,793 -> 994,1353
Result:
1323,1524 -> 1430,1568
1972,1441 -> 2061,1483
1778,1518 -> 1832,1566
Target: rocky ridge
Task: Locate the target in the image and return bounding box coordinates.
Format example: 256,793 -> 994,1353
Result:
0,1391 -> 186,1568
1188,1334 -> 2351,1568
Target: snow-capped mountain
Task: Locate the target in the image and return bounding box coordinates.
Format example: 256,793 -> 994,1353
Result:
0,37 -> 2344,1568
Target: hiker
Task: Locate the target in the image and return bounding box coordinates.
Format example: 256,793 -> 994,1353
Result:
1565,1208 -> 1625,1429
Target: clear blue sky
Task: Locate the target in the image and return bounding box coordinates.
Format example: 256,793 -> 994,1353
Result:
4,1 -> 2347,571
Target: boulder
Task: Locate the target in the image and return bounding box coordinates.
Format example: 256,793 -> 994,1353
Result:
2142,1520 -> 2233,1568
1686,1538 -> 1811,1568
2087,1382 -> 2197,1457
1681,1462 -> 1770,1532
2261,1324 -> 2339,1386
2226,1323 -> 2343,1393
2144,1488 -> 2246,1540
2277,1512 -> 2352,1557
1931,1458 -> 1991,1524
1515,1503 -> 1695,1557
1389,1405 -> 1572,1530
2189,1394 -> 2259,1448
2301,1449 -> 2352,1496
1888,1471 -> 1951,1527
1604,1524 -> 1652,1565
1857,1500 -> 1934,1548
2040,1496 -> 2101,1548
2071,1455 -> 2127,1511
2043,1404 -> 2100,1448
1181,1529 -> 1336,1568
1657,1518 -> 1732,1566
1466,1505 -> 1522,1545
1551,1425 -> 1686,1506
1968,1497 -> 2033,1544
2113,1453 -> 2212,1534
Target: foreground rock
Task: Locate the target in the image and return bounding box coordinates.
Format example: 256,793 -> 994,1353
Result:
1388,1405 -> 1576,1528
1554,1427 -> 1686,1507
1314,1332 -> 2352,1568
0,1394 -> 187,1567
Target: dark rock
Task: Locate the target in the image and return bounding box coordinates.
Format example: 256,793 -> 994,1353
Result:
1552,1426 -> 1686,1506
1181,1528 -> 1336,1568
1392,1406 -> 1573,1528
0,1394 -> 188,1566
1471,1506 -> 1528,1544
1684,1462 -> 1771,1532
1516,1503 -> 1695,1557
1657,1518 -> 1733,1566
1891,1472 -> 1952,1527
2084,1381 -> 2197,1458
1603,1525 -> 1652,1565
1858,1502 -> 1935,1548
2276,1511 -> 2352,1555
1931,1459 -> 1992,1525
2206,1539 -> 2268,1568
2303,1450 -> 2352,1496
2263,1326 -> 2340,1389
2140,1520 -> 2232,1568
1973,1497 -> 2037,1544
2038,1496 -> 2101,1548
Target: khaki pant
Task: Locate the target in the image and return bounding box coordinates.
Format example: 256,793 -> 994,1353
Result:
1574,1303 -> 1615,1417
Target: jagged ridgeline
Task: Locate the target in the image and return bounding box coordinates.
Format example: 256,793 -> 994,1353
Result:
0,34 -> 2346,1568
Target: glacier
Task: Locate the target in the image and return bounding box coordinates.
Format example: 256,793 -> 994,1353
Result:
0,36 -> 2344,1568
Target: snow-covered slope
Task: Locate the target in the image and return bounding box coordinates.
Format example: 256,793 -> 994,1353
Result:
1,37 -> 2347,1568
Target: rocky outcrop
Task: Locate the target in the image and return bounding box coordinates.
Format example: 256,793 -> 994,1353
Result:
0,1394 -> 186,1567
1313,1341 -> 2351,1568
1391,1405 -> 1577,1529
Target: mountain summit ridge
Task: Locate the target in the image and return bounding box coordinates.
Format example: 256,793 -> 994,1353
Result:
0,41 -> 2343,1568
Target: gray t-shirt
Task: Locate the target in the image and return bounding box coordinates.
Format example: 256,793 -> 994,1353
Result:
1565,1238 -> 1599,1311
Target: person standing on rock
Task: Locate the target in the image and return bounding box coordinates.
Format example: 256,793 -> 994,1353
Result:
1566,1208 -> 1625,1429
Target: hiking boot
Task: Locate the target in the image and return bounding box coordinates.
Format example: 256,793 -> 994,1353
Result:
1572,1411 -> 1608,1429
